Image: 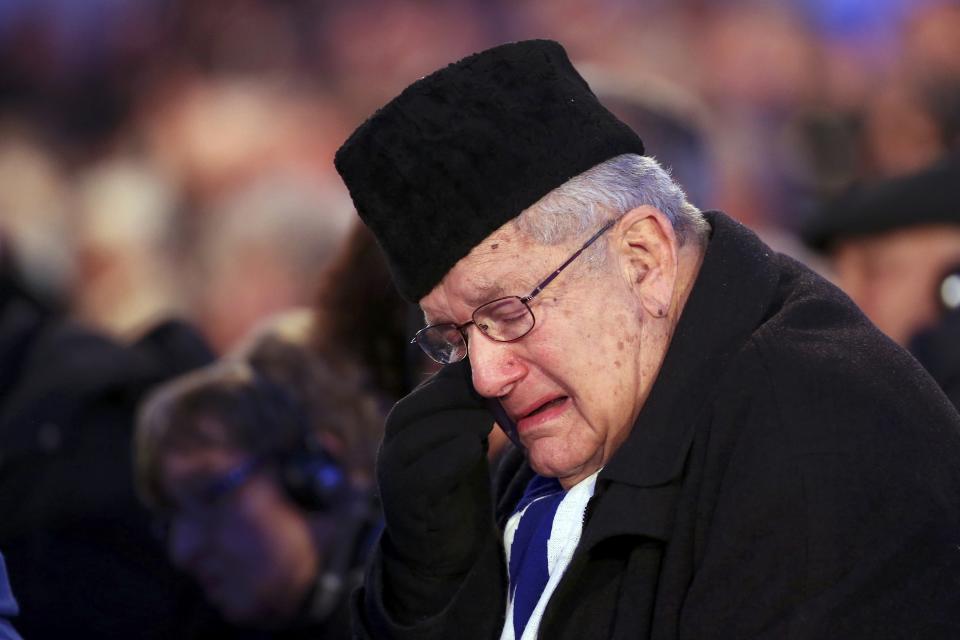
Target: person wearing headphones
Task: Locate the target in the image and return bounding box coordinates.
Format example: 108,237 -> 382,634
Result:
134,311 -> 382,639
802,152 -> 960,409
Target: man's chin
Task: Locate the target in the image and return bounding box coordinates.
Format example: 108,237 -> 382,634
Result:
527,445 -> 603,488
526,450 -> 580,483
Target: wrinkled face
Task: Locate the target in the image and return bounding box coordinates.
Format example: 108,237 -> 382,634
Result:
833,225 -> 960,345
419,223 -> 653,488
160,446 -> 318,626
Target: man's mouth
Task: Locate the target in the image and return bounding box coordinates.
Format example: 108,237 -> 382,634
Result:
524,397 -> 568,419
515,396 -> 570,431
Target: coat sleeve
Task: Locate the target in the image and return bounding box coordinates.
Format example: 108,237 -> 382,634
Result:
351,530 -> 506,640
681,335 -> 960,640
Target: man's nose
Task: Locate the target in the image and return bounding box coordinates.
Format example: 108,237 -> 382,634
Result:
467,327 -> 526,398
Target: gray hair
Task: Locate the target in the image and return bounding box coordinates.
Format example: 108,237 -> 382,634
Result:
513,154 -> 708,252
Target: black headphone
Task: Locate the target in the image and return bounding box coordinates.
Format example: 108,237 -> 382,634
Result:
248,366 -> 382,616
246,368 -> 355,512
276,445 -> 354,513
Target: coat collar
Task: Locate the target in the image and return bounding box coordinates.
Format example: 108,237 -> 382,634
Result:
600,211 -> 781,490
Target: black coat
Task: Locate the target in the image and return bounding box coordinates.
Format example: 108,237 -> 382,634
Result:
0,265 -> 223,639
357,211 -> 960,639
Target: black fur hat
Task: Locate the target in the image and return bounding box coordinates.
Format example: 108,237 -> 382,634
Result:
334,39 -> 645,302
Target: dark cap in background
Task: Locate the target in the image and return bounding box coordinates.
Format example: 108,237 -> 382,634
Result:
802,152 -> 960,253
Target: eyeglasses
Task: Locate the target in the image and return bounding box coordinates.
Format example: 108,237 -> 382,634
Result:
412,219 -> 617,365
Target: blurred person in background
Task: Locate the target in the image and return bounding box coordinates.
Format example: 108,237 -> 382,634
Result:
320,0 -> 490,117
818,1 -> 960,183
692,3 -> 822,230
902,1 -> 960,156
135,310 -> 382,639
70,157 -> 187,338
802,152 -> 960,408
582,67 -> 714,211
0,126 -> 73,311
313,221 -> 433,410
0,222 -> 221,639
136,74 -> 351,207
186,173 -> 352,353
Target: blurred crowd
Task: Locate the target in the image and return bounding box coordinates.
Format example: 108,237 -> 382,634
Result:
2,0 -> 960,638
1,0 -> 960,343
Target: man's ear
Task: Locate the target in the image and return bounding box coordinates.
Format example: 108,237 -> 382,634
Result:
615,205 -> 680,318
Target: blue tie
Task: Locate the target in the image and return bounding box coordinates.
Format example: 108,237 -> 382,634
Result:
508,475 -> 564,638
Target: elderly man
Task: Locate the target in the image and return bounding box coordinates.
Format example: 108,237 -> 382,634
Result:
802,153 -> 960,408
335,40 -> 960,639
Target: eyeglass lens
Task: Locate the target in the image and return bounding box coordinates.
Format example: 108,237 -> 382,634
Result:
474,297 -> 534,341
418,324 -> 469,364
416,296 -> 534,364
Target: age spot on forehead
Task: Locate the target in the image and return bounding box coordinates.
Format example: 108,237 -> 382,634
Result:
614,360 -> 621,369
617,340 -> 624,351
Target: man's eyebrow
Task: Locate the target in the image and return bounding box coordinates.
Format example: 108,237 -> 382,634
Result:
463,280 -> 510,307
422,278 -> 515,326
422,282 -> 507,326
